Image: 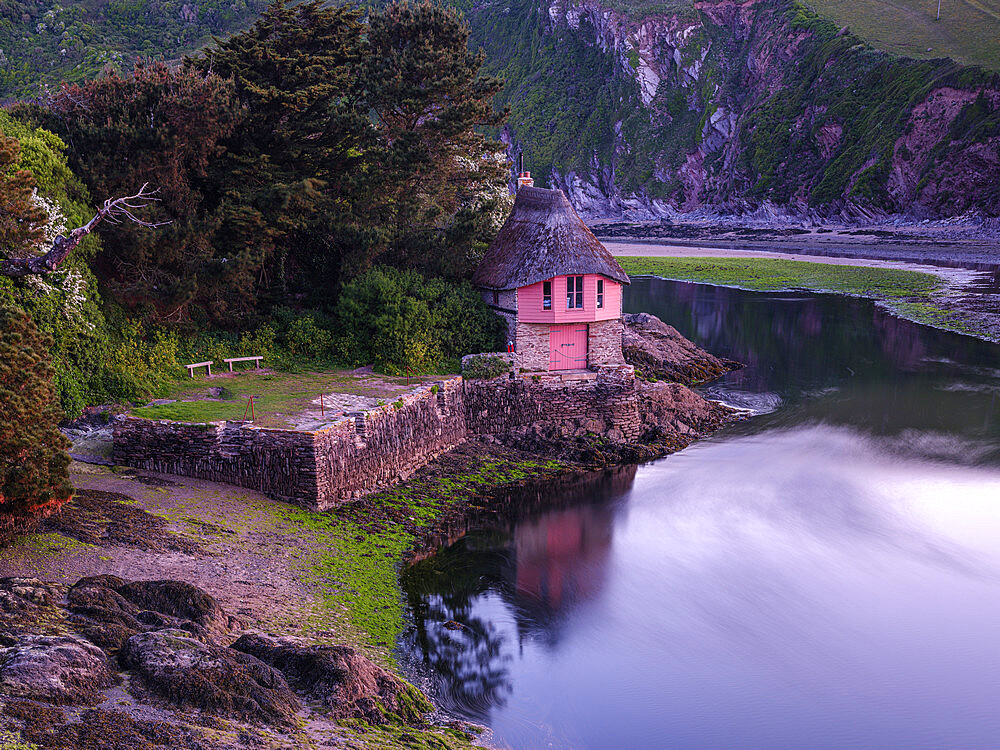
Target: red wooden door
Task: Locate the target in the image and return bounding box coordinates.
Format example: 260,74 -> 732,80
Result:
549,324 -> 588,370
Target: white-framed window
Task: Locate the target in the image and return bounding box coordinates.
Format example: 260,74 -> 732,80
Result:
597,279 -> 604,309
566,276 -> 584,309
543,280 -> 552,310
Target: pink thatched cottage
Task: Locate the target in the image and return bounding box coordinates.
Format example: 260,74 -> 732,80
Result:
472,175 -> 630,373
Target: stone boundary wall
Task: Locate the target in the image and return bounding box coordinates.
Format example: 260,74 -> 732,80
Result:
111,418 -> 320,507
310,378 -> 467,509
114,368 -> 645,510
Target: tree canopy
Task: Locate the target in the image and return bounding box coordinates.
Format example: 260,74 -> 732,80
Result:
20,1 -> 510,325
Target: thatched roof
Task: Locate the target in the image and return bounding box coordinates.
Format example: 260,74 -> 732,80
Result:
473,186 -> 630,290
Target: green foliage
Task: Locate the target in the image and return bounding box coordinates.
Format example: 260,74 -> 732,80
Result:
805,0 -> 1000,72
336,267 -> 505,374
462,354 -> 511,380
0,729 -> 38,750
0,0 -> 269,98
366,0 -> 509,279
285,316 -> 334,362
19,62 -> 243,319
0,305 -> 72,544
735,0 -> 999,210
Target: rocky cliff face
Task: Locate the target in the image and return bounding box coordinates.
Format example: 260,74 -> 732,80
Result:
473,0 -> 1000,220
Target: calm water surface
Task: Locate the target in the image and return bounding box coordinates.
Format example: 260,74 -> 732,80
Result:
399,279 -> 1000,749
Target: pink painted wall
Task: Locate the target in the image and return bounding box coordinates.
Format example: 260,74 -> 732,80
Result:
518,275 -> 622,323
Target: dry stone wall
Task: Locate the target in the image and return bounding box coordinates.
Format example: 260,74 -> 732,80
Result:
114,367 -> 663,510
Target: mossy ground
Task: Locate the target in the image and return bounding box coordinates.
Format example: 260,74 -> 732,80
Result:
0,448 -> 570,750
619,255 -> 988,338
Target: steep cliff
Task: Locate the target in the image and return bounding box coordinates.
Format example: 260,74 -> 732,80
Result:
472,0 -> 1000,219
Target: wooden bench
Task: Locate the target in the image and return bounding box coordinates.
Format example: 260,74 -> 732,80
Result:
223,355 -> 264,372
185,361 -> 213,378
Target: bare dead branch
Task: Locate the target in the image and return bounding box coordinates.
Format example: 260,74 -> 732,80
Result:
0,183 -> 170,278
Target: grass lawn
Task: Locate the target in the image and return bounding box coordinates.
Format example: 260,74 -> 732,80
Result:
618,256 -> 942,297
130,369 -> 441,428
805,0 -> 1000,70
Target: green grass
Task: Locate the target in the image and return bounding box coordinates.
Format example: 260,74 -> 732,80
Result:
130,370 -> 438,427
619,256 -> 942,296
805,0 -> 1000,70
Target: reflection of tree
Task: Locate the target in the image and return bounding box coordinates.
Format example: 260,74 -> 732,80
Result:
399,467 -> 634,720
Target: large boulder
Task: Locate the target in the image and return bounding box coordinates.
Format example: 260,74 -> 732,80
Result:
231,633 -> 431,724
0,634 -> 118,705
623,312 -> 739,384
67,576 -> 238,652
120,629 -> 300,725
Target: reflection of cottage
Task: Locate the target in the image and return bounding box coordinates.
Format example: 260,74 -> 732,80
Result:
472,175 -> 630,373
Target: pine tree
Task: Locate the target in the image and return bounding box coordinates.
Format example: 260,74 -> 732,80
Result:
190,0 -> 375,306
32,62 -> 242,321
0,305 -> 72,544
366,1 -> 509,278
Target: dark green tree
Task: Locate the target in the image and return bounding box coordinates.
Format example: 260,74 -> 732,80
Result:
29,62 -> 242,321
190,0 -> 376,308
0,305 -> 72,543
366,0 -> 509,278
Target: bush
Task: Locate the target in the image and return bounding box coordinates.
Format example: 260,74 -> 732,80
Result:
336,267 -> 505,374
285,315 -> 334,361
462,354 -> 511,380
0,306 -> 73,544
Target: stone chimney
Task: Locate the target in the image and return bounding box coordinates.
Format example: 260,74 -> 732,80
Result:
515,152 -> 534,190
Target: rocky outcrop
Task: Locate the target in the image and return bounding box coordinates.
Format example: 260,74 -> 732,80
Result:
0,635 -> 118,705
231,633 -> 431,724
0,575 -> 443,746
482,0 -> 1000,219
623,312 -> 740,384
66,575 -> 240,652
120,629 -> 301,724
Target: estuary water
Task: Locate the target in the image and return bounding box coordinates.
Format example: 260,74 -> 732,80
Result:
398,278 -> 1000,750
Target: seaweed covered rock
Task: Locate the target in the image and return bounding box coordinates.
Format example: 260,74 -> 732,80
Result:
0,634 -> 118,705
120,629 -> 300,724
67,576 -> 239,651
623,312 -> 739,384
0,578 -> 63,644
231,633 -> 431,724
637,380 -> 738,439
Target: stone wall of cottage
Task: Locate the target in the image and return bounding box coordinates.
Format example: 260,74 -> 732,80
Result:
588,319 -> 626,366
514,321 -> 551,372
114,367 -> 650,510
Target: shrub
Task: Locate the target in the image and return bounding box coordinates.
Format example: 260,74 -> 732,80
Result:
285,315 -> 334,361
336,267 -> 505,374
0,306 -> 73,544
462,354 -> 511,380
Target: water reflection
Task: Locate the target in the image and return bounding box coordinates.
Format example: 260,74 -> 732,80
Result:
400,280 -> 1000,749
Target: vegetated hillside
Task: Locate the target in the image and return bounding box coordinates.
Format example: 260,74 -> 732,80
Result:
807,0 -> 1000,72
472,0 -> 1000,219
0,0 -> 268,97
